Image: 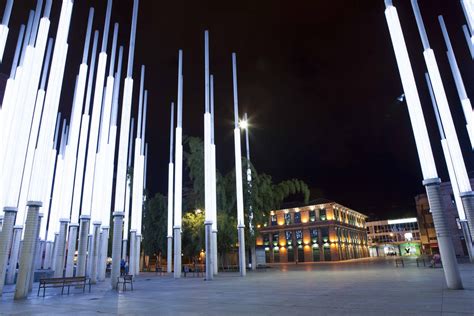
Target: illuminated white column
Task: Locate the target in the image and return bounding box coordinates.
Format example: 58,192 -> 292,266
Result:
53,219 -> 68,277
438,16 -> 474,151
173,50 -> 183,278
203,30 -> 213,280
14,201 -> 40,300
210,75 -> 218,275
73,30 -> 99,276
426,73 -> 474,262
167,103 -> 174,273
385,1 -> 462,289
122,118 -> 134,261
0,0 -> 13,63
114,0 -> 139,269
5,226 -> 21,284
412,0 -> 474,241
232,53 -> 246,277
461,0 -> 474,57
97,227 -> 109,281
28,212 -> 42,293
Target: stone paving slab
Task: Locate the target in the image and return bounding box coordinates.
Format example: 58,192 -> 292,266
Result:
1,258 -> 473,315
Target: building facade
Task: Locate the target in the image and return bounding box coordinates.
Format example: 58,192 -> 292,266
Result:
366,218 -> 422,257
415,179 -> 474,257
256,200 -> 369,263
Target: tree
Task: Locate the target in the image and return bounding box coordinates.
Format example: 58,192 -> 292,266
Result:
142,193 -> 167,257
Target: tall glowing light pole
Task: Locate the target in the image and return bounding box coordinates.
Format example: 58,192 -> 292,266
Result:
438,16 -> 474,151
210,74 -> 218,275
384,0 -> 462,289
112,0 -> 139,278
232,53 -> 246,277
122,118 -> 134,261
240,113 -> 256,270
411,0 -> 474,243
174,50 -> 184,278
426,73 -> 474,262
75,30 -> 99,277
167,103 -> 174,273
81,0 -> 112,284
0,0 -> 14,63
461,0 -> 474,58
203,30 -> 213,280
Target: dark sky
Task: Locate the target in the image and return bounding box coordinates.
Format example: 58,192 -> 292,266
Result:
2,0 -> 473,220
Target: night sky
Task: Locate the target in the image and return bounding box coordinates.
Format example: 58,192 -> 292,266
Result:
1,0 -> 473,220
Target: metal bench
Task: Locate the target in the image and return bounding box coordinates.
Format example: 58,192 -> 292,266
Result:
38,276 -> 91,297
117,274 -> 134,291
395,258 -> 404,267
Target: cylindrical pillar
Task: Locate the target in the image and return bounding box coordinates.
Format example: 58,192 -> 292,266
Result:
43,241 -> 53,269
6,226 -> 23,284
14,201 -> 41,300
129,230 -> 136,276
98,227 -> 109,281
460,192 -> 474,241
424,178 -> 463,289
238,225 -> 246,277
90,223 -> 101,284
51,233 -> 59,274
0,207 -> 17,295
35,240 -> 45,270
212,230 -> 218,275
111,212 -> 124,289
86,234 -> 93,277
28,213 -> 42,293
460,220 -> 474,262
122,239 -> 128,261
135,235 -> 141,275
54,219 -> 69,278
167,236 -> 172,273
65,224 -> 79,277
205,221 -> 213,280
173,228 -> 181,278
76,215 -> 90,276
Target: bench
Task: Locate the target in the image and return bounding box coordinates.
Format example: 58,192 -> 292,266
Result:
38,276 -> 91,297
416,256 -> 429,267
395,258 -> 404,268
256,264 -> 269,272
117,274 -> 134,291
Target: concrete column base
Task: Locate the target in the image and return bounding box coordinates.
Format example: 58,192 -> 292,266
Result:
43,241 -> 53,269
28,213 -> 43,293
53,219 -> 69,278
14,201 -> 41,300
135,235 -> 141,275
6,226 -> 23,284
167,237 -> 172,273
86,234 -> 93,277
122,239 -> 128,261
129,231 -> 136,276
423,178 -> 463,290
35,240 -> 45,270
51,233 -> 59,273
65,224 -> 79,277
460,192 -> 474,242
173,227 -> 181,278
98,227 -> 109,281
205,222 -> 213,280
90,223 -> 101,284
111,212 -> 124,289
76,215 -> 90,276
460,220 -> 474,262
0,207 -> 17,296
212,231 -> 218,275
238,225 -> 246,277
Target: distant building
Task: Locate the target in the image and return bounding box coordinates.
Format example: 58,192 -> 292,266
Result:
256,199 -> 369,263
415,179 -> 474,257
366,218 -> 422,257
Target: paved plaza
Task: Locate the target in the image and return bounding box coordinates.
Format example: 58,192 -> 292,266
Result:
1,258 -> 473,315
